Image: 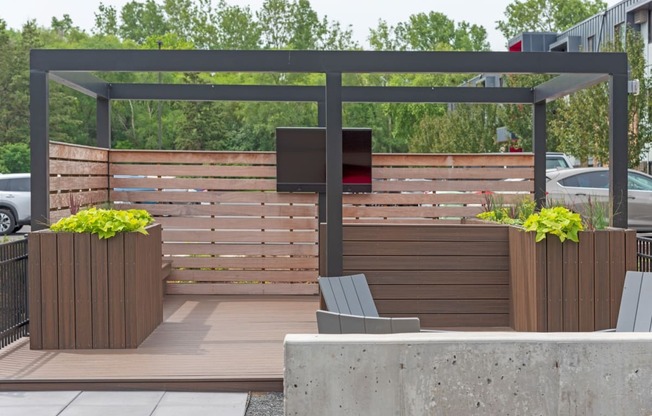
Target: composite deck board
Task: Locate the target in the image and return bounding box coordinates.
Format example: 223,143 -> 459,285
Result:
0,295 -> 318,392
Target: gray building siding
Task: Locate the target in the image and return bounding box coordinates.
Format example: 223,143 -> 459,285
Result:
558,0 -> 643,51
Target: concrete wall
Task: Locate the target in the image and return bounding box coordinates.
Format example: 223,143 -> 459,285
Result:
284,332 -> 652,416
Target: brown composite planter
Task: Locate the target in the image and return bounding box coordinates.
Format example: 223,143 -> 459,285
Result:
28,224 -> 162,349
509,227 -> 637,332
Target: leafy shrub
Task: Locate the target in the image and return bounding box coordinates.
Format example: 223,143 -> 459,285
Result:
477,195 -> 535,226
523,206 -> 583,243
50,208 -> 154,239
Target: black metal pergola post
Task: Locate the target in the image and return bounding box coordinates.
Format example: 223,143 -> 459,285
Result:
30,50 -> 629,276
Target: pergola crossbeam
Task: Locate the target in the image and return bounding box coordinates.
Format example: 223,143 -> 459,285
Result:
49,71 -> 110,99
32,50 -> 628,77
533,73 -> 610,103
109,84 -> 534,104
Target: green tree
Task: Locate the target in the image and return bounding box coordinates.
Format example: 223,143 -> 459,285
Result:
214,1 -> 261,49
257,0 -> 356,50
119,0 -> 169,44
409,104 -> 502,153
370,12 -> 489,52
93,3 -> 119,36
0,143 -> 30,173
551,28 -> 652,167
497,0 -> 607,42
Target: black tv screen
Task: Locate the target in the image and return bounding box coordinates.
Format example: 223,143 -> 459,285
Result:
276,127 -> 372,193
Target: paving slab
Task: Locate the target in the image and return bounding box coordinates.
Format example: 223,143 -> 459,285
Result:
68,391 -> 164,406
59,404 -> 157,416
0,405 -> 70,416
0,391 -> 80,406
0,391 -> 248,416
153,392 -> 248,416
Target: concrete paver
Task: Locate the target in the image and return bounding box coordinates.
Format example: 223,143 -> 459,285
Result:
0,391 -> 248,416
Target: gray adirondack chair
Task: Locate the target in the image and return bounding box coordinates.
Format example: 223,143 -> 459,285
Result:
317,274 -> 421,334
609,271 -> 652,332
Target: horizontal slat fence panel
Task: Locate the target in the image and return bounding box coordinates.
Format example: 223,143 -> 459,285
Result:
48,145 -> 532,297
49,142 -> 110,222
321,223 -> 511,329
344,153 -> 533,223
109,149 -> 318,295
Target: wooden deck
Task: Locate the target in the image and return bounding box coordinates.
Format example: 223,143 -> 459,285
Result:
0,295 -> 318,392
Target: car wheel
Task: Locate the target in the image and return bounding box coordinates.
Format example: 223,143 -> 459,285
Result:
0,209 -> 16,236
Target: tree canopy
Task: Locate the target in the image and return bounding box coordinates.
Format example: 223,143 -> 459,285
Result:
0,0 -> 649,173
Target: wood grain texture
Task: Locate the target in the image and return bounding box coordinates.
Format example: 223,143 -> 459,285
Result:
27,233 -> 43,349
0,295 -> 318,392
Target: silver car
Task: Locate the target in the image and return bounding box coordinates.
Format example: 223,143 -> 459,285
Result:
0,173 -> 30,235
546,167 -> 652,231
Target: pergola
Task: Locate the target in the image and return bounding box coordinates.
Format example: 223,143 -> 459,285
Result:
30,49 -> 629,276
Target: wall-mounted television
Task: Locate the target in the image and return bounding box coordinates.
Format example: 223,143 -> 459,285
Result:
276,127 -> 372,193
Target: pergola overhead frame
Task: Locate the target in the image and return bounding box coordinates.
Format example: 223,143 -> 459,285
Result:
30,49 -> 630,277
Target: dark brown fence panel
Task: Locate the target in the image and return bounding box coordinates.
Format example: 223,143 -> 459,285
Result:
321,223 -> 511,329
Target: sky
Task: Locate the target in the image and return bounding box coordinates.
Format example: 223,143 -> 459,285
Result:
1,0 -> 624,50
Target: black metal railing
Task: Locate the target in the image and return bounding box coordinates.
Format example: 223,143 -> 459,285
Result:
0,238 -> 29,348
638,235 -> 652,273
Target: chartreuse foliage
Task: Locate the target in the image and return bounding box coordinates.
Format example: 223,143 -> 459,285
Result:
523,206 -> 583,243
476,195 -> 536,225
50,208 -> 153,239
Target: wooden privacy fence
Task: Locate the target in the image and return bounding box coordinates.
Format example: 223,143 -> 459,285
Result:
343,153 -> 533,223
320,223 -> 512,328
47,142 -> 534,296
49,142 -> 110,222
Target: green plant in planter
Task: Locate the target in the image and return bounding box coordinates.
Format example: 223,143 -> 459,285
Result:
523,206 -> 583,243
50,208 -> 154,239
477,195 -> 535,226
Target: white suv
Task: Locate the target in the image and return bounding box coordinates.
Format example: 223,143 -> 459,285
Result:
0,173 -> 30,235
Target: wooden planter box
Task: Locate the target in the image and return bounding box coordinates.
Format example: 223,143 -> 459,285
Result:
28,224 -> 162,349
509,227 -> 637,332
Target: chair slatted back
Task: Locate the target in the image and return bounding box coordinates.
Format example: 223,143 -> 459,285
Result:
616,271 -> 652,332
318,274 -> 379,317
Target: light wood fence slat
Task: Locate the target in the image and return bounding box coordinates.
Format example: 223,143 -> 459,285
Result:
50,190 -> 109,210
112,191 -> 316,204
166,283 -> 318,295
50,141 -> 109,162
120,203 -> 316,218
110,164 -> 277,177
50,176 -> 108,191
372,167 -> 534,180
50,159 -> 109,175
162,242 -> 318,256
111,177 -> 276,191
109,150 -> 276,164
168,269 -> 317,282
373,153 -> 534,167
162,230 -> 318,243
373,180 -> 532,193
155,216 -> 317,230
